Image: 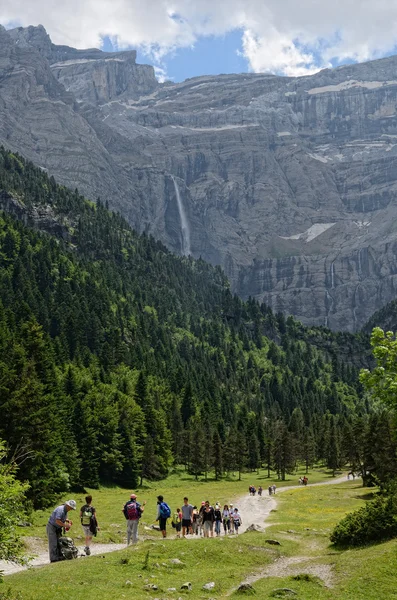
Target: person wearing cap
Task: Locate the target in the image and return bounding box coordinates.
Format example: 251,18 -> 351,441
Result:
123,493 -> 146,545
46,500 -> 76,562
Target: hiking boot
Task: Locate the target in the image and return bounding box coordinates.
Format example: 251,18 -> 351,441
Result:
85,546 -> 91,556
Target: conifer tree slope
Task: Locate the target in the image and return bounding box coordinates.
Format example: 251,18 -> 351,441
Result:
0,147 -> 367,508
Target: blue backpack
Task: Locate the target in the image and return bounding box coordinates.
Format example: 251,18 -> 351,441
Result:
159,501 -> 171,519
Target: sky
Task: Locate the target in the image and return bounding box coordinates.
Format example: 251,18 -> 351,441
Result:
3,1 -> 397,82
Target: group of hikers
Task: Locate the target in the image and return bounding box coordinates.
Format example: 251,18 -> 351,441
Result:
298,476 -> 309,486
249,484 -> 277,496
168,497 -> 243,538
46,493 -> 243,561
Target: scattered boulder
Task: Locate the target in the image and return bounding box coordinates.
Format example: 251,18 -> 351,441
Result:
167,588 -> 177,592
237,583 -> 256,594
17,521 -> 32,527
202,582 -> 215,590
270,589 -> 297,597
181,582 -> 192,591
170,558 -> 184,565
124,580 -> 133,587
265,539 -> 281,546
143,584 -> 158,591
244,524 -> 265,533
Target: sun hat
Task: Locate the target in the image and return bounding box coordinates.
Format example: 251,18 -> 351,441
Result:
65,500 -> 76,510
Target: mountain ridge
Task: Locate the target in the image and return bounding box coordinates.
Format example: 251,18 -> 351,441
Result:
2,24 -> 397,331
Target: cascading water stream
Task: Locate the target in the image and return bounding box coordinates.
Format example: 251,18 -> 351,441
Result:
171,175 -> 191,256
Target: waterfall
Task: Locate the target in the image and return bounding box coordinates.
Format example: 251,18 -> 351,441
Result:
330,261 -> 335,289
171,175 -> 191,256
325,290 -> 334,328
358,248 -> 363,279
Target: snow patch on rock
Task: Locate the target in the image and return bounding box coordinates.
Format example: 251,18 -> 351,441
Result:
280,223 -> 336,243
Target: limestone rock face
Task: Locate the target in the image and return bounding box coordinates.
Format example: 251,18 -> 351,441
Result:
3,25 -> 397,330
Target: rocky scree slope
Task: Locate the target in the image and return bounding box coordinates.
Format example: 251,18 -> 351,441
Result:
3,25 -> 397,331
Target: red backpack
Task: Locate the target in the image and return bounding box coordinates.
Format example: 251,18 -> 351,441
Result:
125,501 -> 141,520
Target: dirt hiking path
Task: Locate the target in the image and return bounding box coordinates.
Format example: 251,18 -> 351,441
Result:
237,475 -> 347,533
1,475 -> 348,577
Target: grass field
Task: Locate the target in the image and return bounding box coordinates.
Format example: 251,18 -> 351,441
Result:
5,468 -> 397,599
21,465 -> 337,544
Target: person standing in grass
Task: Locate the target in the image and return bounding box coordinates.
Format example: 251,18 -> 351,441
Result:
201,500 -> 215,538
46,500 -> 76,562
192,506 -> 199,535
272,484 -> 276,495
232,507 -> 242,534
172,507 -> 182,538
181,496 -> 193,536
222,504 -> 230,534
214,503 -> 222,536
156,495 -> 171,539
80,495 -> 99,555
123,493 -> 146,545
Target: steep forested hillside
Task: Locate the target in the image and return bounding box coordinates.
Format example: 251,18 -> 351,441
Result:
0,148 -> 370,508
363,299 -> 397,334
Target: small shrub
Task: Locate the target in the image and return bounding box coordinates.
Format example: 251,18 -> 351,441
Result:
330,489 -> 397,546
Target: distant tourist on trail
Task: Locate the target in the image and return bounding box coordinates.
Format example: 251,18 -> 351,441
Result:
80,495 -> 99,555
258,486 -> 263,496
303,476 -> 308,486
181,497 -> 193,536
222,504 -> 231,534
172,507 -> 182,538
192,506 -> 199,535
232,508 -> 242,534
202,500 -> 215,538
271,484 -> 276,495
268,485 -> 273,495
47,499 -> 76,563
156,495 -> 171,538
123,493 -> 145,545
214,503 -> 222,536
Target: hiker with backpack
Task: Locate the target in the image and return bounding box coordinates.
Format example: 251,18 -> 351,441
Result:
222,504 -> 231,534
156,495 -> 171,538
232,508 -> 242,534
80,495 -> 99,555
172,507 -> 182,537
123,493 -> 146,545
201,500 -> 215,538
214,503 -> 222,536
46,500 -> 76,563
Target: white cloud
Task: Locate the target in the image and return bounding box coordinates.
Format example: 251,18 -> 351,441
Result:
2,0 -> 397,76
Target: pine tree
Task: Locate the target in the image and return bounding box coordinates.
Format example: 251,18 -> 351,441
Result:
302,427 -> 316,474
190,420 -> 205,480
327,416 -> 341,476
212,430 -> 223,480
141,435 -> 159,484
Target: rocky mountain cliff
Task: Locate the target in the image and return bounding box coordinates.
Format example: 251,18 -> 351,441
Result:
2,24 -> 397,331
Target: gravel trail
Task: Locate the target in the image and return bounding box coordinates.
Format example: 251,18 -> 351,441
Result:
1,474 -> 349,576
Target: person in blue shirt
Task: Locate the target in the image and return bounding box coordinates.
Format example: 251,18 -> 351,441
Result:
47,500 -> 76,562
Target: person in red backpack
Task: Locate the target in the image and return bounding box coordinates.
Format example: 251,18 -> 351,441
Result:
123,493 -> 146,545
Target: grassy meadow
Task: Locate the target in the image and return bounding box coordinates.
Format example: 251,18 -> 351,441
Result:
4,467 -> 397,599
20,465 -> 334,544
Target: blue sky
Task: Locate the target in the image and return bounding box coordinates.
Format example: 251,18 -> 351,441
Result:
4,1 -> 397,83
103,31 -> 249,82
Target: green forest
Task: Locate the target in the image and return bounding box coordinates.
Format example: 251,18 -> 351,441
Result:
0,146 -> 395,518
